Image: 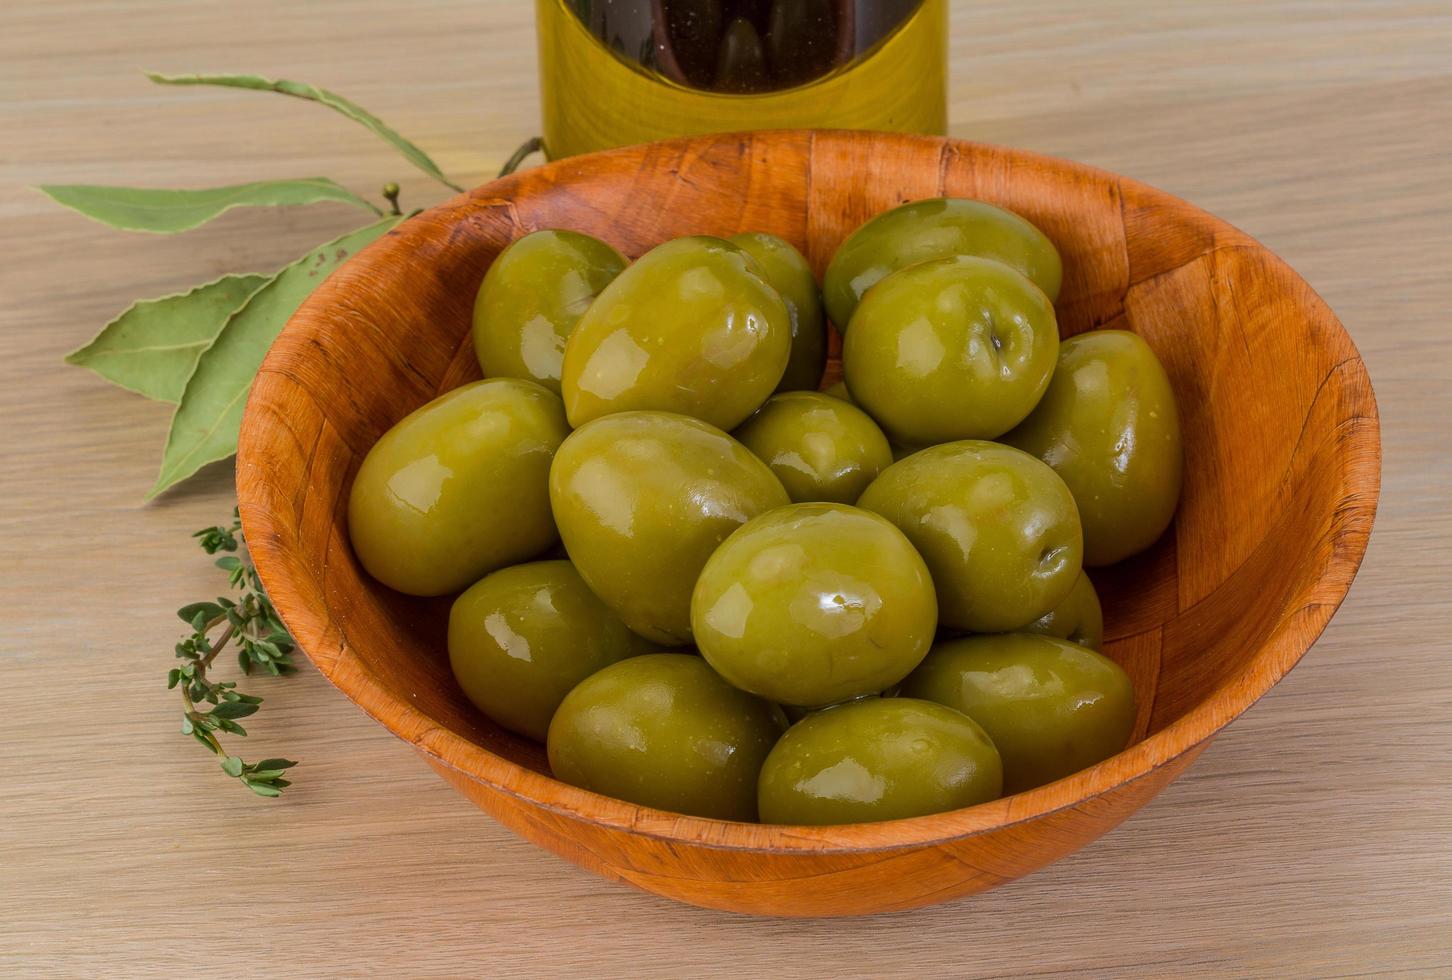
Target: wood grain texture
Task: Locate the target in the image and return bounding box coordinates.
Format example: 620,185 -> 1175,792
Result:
2,0 -> 1450,972
234,130 -> 1378,916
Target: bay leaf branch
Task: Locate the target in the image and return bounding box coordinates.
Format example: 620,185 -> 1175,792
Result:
147,72 -> 465,193
66,274 -> 270,403
149,215 -> 403,498
38,178 -> 380,234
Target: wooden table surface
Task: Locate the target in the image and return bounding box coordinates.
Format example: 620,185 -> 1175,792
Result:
4,1 -> 1450,975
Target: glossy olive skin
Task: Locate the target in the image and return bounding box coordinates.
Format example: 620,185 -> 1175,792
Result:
843,255 -> 1059,444
1003,330 -> 1183,566
823,197 -> 1063,329
728,232 -> 826,392
692,503 -> 938,706
549,411 -> 789,643
547,654 -> 784,821
448,561 -> 660,741
901,634 -> 1135,795
757,697 -> 1002,825
1023,571 -> 1103,650
560,236 -> 791,430
472,230 -> 627,394
733,392 -> 892,503
349,379 -> 569,596
857,441 -> 1083,632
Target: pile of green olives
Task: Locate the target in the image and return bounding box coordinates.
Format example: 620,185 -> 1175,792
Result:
347,198 -> 1183,826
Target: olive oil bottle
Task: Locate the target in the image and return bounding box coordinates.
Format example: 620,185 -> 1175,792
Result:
536,0 -> 947,158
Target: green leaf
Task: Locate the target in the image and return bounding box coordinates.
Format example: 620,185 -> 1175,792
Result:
210,701 -> 259,720
251,759 -> 298,771
245,769 -> 289,780
245,782 -> 283,798
167,668 -> 181,689
148,215 -> 401,497
65,275 -> 268,403
214,557 -> 243,572
147,72 -> 464,192
177,601 -> 225,625
220,756 -> 244,777
37,178 -> 379,234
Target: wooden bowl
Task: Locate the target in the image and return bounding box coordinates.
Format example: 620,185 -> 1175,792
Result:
237,131 -> 1379,917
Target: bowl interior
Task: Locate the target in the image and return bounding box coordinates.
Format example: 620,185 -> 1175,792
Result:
239,131 -> 1378,842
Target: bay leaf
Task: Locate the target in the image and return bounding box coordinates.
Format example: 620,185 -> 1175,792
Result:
149,215 -> 402,498
65,274 -> 268,402
148,72 -> 464,192
37,178 -> 379,234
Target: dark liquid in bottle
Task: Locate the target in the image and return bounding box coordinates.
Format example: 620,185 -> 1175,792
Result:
564,0 -> 927,94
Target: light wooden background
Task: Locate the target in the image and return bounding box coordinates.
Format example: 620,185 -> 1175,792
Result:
3,1 -> 1450,976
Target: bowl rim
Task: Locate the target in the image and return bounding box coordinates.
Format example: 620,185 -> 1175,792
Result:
238,129 -> 1381,855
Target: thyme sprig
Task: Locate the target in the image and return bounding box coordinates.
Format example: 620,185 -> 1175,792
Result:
168,510 -> 298,797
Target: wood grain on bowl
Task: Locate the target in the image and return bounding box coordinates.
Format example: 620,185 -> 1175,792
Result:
235,130 -> 1379,917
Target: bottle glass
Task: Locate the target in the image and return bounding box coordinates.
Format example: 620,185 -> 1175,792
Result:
536,0 -> 947,158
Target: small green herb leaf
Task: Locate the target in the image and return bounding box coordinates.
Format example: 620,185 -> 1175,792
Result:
177,601 -> 225,625
65,274 -> 268,403
37,178 -> 379,234
209,701 -> 260,720
220,756 -> 244,777
149,215 -> 402,497
147,72 -> 464,192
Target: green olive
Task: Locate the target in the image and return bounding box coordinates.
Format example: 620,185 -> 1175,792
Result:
823,197 -> 1063,329
448,560 -> 660,741
1003,330 -> 1183,566
547,653 -> 784,821
856,440 -> 1083,632
842,255 -> 1059,444
757,698 -> 1002,824
900,634 -> 1135,794
472,230 -> 627,393
549,411 -> 789,643
1022,571 -> 1103,650
733,391 -> 892,503
728,232 -> 827,392
348,378 -> 568,596
714,17 -> 770,93
560,235 -> 791,431
692,503 -> 937,707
